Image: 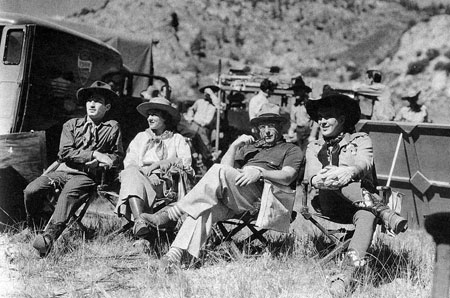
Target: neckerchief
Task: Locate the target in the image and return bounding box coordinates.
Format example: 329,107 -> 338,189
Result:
140,129 -> 173,165
322,133 -> 345,166
82,119 -> 100,147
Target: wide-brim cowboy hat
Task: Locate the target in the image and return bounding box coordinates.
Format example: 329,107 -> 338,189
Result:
288,76 -> 312,93
77,81 -> 119,103
306,90 -> 361,128
250,103 -> 288,126
136,97 -> 181,123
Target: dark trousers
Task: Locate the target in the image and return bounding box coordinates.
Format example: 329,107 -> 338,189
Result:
24,171 -> 96,226
313,183 -> 376,258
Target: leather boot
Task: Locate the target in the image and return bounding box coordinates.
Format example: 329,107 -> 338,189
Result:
354,191 -> 408,234
32,222 -> 66,257
129,196 -> 151,238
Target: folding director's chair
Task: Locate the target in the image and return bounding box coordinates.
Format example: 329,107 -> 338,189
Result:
97,166 -> 194,237
41,161 -> 114,238
210,180 -> 299,257
300,179 -> 393,266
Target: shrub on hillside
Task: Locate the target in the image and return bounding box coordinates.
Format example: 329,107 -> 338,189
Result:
444,49 -> 450,60
406,58 -> 429,75
426,48 -> 440,60
434,61 -> 450,73
302,67 -> 320,78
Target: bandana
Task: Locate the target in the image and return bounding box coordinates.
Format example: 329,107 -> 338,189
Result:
322,133 -> 345,166
139,129 -> 173,165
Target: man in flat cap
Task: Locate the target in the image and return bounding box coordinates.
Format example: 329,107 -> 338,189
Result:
140,103 -> 303,270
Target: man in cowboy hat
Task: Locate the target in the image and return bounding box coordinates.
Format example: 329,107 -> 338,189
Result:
287,76 -> 318,154
248,78 -> 277,120
394,90 -> 428,123
24,81 -> 124,256
305,90 -> 407,295
140,103 -> 303,270
184,81 -> 221,152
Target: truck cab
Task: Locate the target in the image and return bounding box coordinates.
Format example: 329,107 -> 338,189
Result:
0,13 -> 124,226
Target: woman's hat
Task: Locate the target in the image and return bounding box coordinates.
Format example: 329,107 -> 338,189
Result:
250,103 -> 288,126
306,89 -> 361,128
77,81 -> 119,103
136,97 -> 180,123
288,76 -> 312,93
198,78 -> 221,93
401,90 -> 421,102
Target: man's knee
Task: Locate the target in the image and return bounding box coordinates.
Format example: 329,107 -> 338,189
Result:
24,178 -> 49,199
353,209 -> 376,227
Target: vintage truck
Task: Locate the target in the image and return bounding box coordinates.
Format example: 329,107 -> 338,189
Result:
0,12 -> 152,228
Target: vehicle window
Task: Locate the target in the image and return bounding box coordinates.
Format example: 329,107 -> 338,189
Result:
4,29 -> 24,65
0,26 -> 4,42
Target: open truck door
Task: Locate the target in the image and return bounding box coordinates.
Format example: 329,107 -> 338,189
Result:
0,24 -> 41,227
0,24 -> 28,135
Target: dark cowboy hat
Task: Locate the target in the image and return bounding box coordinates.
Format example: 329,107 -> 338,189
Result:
306,89 -> 361,128
136,97 -> 181,123
250,103 -> 288,126
288,76 -> 312,93
76,81 -> 119,103
401,90 -> 421,102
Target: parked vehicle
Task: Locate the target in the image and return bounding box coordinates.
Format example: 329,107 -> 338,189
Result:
0,12 -> 127,226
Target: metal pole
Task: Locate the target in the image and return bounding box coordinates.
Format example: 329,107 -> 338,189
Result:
215,59 -> 222,153
149,39 -> 159,85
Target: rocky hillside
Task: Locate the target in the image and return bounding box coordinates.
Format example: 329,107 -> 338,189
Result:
65,0 -> 450,123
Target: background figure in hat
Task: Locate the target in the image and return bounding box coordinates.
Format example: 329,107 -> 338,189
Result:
286,76 -> 319,154
394,91 -> 428,123
26,81 -> 124,256
140,103 -> 303,270
352,69 -> 395,121
184,82 -> 221,152
305,91 -> 408,295
248,78 -> 277,120
115,97 -> 193,239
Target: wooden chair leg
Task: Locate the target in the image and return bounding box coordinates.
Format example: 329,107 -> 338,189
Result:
318,238 -> 351,266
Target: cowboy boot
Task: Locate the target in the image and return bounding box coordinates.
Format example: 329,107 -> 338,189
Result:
328,249 -> 364,297
129,196 -> 151,238
354,191 -> 408,234
32,222 -> 66,257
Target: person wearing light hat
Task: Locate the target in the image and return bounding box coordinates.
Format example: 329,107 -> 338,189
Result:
305,90 -> 408,295
394,90 -> 428,123
115,96 -> 193,238
184,81 -> 221,151
287,76 -> 318,154
27,81 -> 124,256
140,102 -> 303,271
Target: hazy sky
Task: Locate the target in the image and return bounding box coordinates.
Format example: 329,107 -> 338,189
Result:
0,0 -> 104,18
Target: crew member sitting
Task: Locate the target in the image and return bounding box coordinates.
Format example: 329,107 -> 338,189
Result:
184,82 -> 221,152
140,103 -> 303,270
27,81 -> 124,256
305,90 -> 408,295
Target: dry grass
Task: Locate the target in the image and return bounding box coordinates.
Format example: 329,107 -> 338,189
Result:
1,214 -> 434,298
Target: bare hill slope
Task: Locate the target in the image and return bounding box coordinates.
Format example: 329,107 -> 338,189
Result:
64,0 -> 450,123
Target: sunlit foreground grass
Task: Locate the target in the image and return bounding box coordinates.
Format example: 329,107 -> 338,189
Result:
2,211 -> 434,298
